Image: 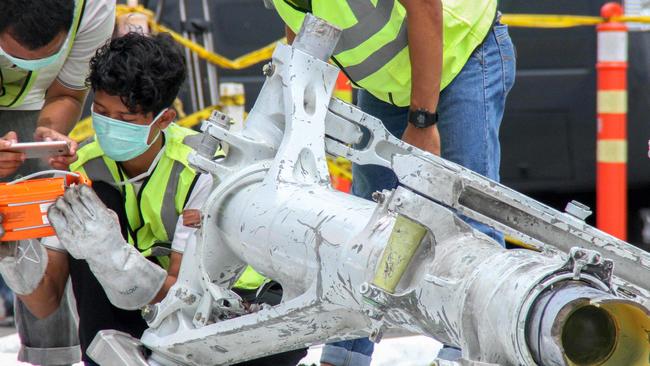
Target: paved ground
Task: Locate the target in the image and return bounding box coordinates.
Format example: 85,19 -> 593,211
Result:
0,325 -> 15,338
0,330 -> 441,366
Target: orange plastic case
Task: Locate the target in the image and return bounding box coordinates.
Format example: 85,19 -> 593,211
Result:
0,173 -> 91,241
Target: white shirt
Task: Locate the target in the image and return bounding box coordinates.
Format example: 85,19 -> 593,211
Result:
0,0 -> 115,111
43,173 -> 214,254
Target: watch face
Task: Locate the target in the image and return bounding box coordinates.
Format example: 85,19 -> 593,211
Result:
409,109 -> 437,128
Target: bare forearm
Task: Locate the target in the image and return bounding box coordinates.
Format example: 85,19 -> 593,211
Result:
39,80 -> 89,135
151,275 -> 178,304
18,250 -> 68,319
150,252 -> 182,304
398,0 -> 442,156
38,95 -> 85,135
401,0 -> 443,111
19,276 -> 65,318
286,26 -> 296,44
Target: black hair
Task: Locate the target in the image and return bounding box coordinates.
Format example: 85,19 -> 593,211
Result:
0,0 -> 75,50
87,33 -> 187,116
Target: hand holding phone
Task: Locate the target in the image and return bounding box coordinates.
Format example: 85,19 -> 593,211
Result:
4,141 -> 71,159
34,126 -> 79,170
0,131 -> 24,178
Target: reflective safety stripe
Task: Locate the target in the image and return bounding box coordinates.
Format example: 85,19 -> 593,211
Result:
80,157 -> 114,183
161,160 -> 186,239
334,0 -> 396,54
597,140 -> 627,163
182,133 -> 203,150
597,31 -> 628,63
597,90 -> 627,114
343,18 -> 407,82
274,0 -> 497,106
72,124 -> 199,270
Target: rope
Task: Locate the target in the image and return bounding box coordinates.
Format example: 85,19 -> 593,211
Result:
115,4 -> 650,71
502,14 -> 650,28
117,4 -> 281,70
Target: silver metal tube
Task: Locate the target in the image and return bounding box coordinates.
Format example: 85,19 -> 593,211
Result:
179,0 -> 199,112
190,32 -> 205,110
201,0 -> 219,106
293,14 -> 342,62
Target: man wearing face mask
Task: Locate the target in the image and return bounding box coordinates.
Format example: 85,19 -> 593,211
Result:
0,0 -> 114,177
3,32 -> 304,366
0,33 -> 216,365
0,1 -> 114,364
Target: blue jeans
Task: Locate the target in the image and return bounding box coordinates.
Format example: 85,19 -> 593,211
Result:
321,21 -> 516,366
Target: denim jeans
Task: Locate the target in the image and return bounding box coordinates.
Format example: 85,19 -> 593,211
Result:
320,21 -> 516,366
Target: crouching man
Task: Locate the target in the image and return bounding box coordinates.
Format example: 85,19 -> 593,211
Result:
0,32 -> 306,366
0,32 -> 212,365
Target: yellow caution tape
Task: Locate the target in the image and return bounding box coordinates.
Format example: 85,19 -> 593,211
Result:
173,98 -> 187,119
116,5 -> 282,70
501,14 -> 650,28
176,105 -> 219,129
69,116 -> 93,142
616,15 -> 650,23
220,94 -> 246,107
501,14 -> 603,28
69,104 -> 230,143
115,4 -> 650,72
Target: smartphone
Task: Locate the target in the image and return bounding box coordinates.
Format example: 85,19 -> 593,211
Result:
4,141 -> 71,159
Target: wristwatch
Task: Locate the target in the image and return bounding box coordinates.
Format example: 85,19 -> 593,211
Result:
408,108 -> 439,128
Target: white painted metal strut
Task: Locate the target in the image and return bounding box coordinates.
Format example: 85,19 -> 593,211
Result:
88,14 -> 650,366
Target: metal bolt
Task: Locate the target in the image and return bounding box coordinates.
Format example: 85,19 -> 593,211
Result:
359,282 -> 370,295
371,191 -> 385,204
141,304 -> 157,323
367,309 -> 383,320
262,62 -> 275,77
209,110 -> 232,130
369,326 -> 384,343
573,250 -> 585,259
592,254 -> 602,264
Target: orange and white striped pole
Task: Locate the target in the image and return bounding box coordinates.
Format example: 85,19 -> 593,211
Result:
596,2 -> 628,240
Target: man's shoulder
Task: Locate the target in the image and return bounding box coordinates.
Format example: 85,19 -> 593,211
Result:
78,0 -> 117,33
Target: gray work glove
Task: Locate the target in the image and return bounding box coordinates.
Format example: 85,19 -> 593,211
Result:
0,215 -> 48,295
48,185 -> 167,310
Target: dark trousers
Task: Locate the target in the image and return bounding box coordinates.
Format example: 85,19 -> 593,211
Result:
76,182 -> 306,365
231,283 -> 308,366
69,182 -> 149,365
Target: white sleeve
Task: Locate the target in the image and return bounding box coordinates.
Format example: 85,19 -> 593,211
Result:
171,173 -> 214,253
57,0 -> 115,90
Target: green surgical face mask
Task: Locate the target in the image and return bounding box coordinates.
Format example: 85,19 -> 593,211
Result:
92,107 -> 167,162
0,41 -> 67,71
0,1 -> 77,71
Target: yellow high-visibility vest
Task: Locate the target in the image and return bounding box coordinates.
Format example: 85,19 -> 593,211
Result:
273,0 -> 497,106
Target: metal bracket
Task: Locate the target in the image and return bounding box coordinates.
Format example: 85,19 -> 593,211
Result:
144,285 -> 201,328
87,330 -> 149,366
564,200 -> 592,221
564,247 -> 614,285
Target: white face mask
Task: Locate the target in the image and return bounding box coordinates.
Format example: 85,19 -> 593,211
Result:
112,144 -> 166,187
